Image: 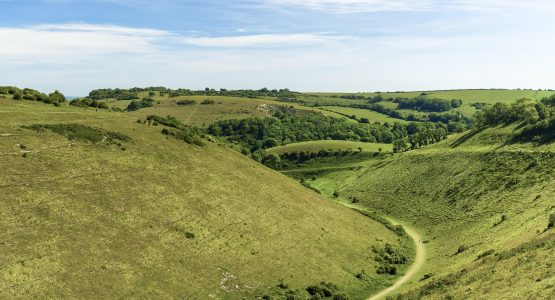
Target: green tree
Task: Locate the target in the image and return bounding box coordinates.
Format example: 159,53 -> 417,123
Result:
262,153 -> 282,169
49,90 -> 67,103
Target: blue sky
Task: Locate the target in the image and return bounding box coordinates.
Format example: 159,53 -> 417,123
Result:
1,0 -> 554,95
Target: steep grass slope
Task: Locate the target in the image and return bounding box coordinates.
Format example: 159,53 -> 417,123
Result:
335,125 -> 555,299
0,98 -> 408,299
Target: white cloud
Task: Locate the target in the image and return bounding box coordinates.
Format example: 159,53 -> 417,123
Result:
267,0 -> 432,13
181,33 -> 351,48
0,23 -> 168,62
0,22 -> 554,96
267,0 -> 555,13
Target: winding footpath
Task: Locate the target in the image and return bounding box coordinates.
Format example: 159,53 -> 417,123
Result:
338,202 -> 426,300
367,218 -> 426,300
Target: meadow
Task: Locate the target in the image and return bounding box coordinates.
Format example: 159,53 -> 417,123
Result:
101,92 -> 350,127
267,140 -> 392,155
318,106 -> 410,124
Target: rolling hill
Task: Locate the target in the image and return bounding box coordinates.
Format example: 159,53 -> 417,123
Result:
0,97 -> 412,299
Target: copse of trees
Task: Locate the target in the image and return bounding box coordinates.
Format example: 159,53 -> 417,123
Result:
476,96 -> 555,142
139,115 -> 205,146
207,110 -> 397,152
394,96 -> 462,112
70,98 -> 109,109
207,108 -> 451,155
0,86 -> 67,106
127,97 -> 155,111
393,128 -> 448,153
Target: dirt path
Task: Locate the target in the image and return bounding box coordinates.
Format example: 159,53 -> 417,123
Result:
184,102 -> 200,125
338,201 -> 426,300
367,218 -> 425,300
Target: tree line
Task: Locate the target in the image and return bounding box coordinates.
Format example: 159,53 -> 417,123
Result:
87,87 -> 300,100
339,103 -> 472,132
0,86 -> 66,106
207,108 -> 451,154
476,95 -> 555,142
394,96 -> 462,112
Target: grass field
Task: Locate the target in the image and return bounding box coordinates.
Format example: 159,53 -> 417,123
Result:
267,140 -> 392,155
319,106 -> 410,124
305,89 -> 555,118
101,94 -> 350,127
278,123 -> 555,299
0,97 -> 412,299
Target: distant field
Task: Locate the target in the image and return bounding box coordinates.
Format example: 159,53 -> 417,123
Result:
267,140 -> 392,155
309,89 -> 555,102
306,89 -> 555,117
320,106 -> 409,124
101,95 -> 350,126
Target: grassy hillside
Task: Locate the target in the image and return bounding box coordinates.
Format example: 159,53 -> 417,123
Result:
283,123 -> 555,299
267,141 -> 392,155
318,107 -> 410,124
100,93 -> 350,127
0,98 -> 412,299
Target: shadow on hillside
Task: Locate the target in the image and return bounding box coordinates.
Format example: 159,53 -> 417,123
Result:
506,130 -> 555,146
450,129 -> 483,148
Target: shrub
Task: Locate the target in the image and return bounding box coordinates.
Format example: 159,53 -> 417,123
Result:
420,273 -> 434,281
127,98 -> 155,111
456,245 -> 468,254
477,249 -> 495,260
373,243 -> 407,275
262,153 -> 282,169
161,128 -> 204,147
333,293 -> 350,300
23,124 -> 130,144
548,213 -> 555,230
201,99 -> 215,105
185,232 -> 195,239
306,282 -> 339,298
333,191 -> 340,198
277,280 -> 288,289
176,100 -> 197,106
376,263 -> 397,275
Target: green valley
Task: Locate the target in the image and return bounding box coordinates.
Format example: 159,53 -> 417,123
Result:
1,86 -> 554,300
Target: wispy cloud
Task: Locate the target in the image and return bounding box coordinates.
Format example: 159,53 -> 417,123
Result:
267,0 -> 432,13
267,0 -> 555,13
181,33 -> 351,48
0,17 -> 554,96
0,23 -> 347,63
